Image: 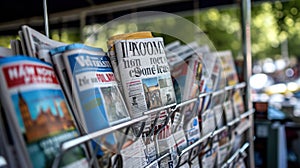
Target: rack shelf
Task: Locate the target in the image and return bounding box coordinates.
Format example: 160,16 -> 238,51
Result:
0,0 -> 254,167
221,142 -> 250,168
52,115 -> 149,167
49,81 -> 254,168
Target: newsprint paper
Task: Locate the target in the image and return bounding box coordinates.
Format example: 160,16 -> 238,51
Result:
0,56 -> 88,168
114,37 -> 177,118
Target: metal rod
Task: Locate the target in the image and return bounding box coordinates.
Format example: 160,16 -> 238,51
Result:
227,118 -> 240,126
43,0 -> 49,37
180,125 -> 226,156
234,82 -> 246,90
224,85 -> 235,91
145,153 -> 169,168
240,108 -> 255,119
144,104 -> 175,115
222,142 -> 250,168
212,89 -> 225,97
173,97 -> 198,110
61,115 -> 148,151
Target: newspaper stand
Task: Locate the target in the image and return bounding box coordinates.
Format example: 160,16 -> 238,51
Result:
51,81 -> 255,167
0,0 -> 254,167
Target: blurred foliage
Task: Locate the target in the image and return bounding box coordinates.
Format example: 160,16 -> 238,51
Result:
0,1 -> 300,62
184,7 -> 242,58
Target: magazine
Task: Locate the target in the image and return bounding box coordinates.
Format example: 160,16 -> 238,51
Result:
62,44 -> 131,147
113,37 -> 177,118
0,56 -> 88,168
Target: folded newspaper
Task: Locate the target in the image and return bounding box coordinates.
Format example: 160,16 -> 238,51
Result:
0,56 -> 88,168
61,44 -> 131,148
113,36 -> 177,118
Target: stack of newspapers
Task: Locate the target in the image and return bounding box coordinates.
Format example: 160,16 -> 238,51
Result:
0,25 -> 246,168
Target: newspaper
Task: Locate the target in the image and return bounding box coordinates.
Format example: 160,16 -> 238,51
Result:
10,40 -> 23,55
166,42 -> 198,67
50,44 -> 105,132
50,45 -> 80,127
217,128 -> 230,166
21,25 -> 65,62
203,51 -> 226,91
114,37 -> 177,118
164,40 -> 180,51
201,141 -> 219,168
223,100 -> 234,123
218,50 -> 239,86
107,32 -> 153,95
62,44 -> 131,147
0,105 -> 19,168
18,30 -> 28,56
0,46 -> 13,57
218,50 -> 245,116
211,93 -> 225,129
111,137 -> 147,168
0,56 -> 88,168
201,109 -> 216,136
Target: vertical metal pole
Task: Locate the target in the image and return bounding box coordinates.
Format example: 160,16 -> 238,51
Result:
80,12 -> 86,42
240,0 -> 254,168
43,0 -> 49,37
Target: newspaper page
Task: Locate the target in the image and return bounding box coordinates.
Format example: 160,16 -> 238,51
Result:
201,141 -> 219,168
164,40 -> 180,51
218,50 -> 239,86
223,100 -> 234,123
50,44 -> 105,133
166,41 -> 198,67
21,25 -> 65,62
203,52 -> 226,91
201,109 -> 216,136
0,105 -> 19,168
62,44 -> 131,147
169,58 -> 189,103
10,40 -> 21,55
111,137 -> 147,168
107,32 -> 153,95
0,46 -> 13,57
217,128 -> 231,166
190,157 -> 201,168
50,45 -> 81,126
0,56 -> 88,168
114,37 -> 177,118
218,50 -> 245,116
18,30 -> 28,56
